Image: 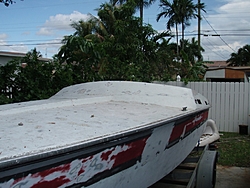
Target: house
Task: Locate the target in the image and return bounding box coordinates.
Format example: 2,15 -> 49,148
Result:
0,51 -> 51,66
0,51 -> 26,66
204,61 -> 250,82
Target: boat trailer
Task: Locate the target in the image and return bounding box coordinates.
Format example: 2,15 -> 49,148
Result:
150,144 -> 218,188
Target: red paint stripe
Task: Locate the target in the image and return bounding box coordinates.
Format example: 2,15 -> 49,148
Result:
184,118 -> 196,133
9,136 -> 149,188
101,148 -> 115,161
11,163 -> 71,187
31,176 -> 71,188
168,122 -> 186,143
12,177 -> 25,186
168,111 -> 208,144
111,137 -> 149,167
31,163 -> 71,178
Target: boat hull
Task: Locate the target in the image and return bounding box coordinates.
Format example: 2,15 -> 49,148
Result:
0,110 -> 208,188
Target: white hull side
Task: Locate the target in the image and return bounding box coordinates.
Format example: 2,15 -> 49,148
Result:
87,120 -> 207,188
0,111 -> 208,188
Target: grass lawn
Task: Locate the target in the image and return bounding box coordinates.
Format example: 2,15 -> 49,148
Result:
216,132 -> 250,167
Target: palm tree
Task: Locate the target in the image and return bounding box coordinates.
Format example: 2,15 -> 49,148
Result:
157,0 -> 205,52
178,0 -> 205,48
180,37 -> 204,63
1,0 -> 14,6
68,3 -> 120,45
227,45 -> 250,66
157,0 -> 181,56
70,15 -> 106,42
110,0 -> 156,24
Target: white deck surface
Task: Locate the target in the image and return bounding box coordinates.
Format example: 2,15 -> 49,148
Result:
0,81 -> 202,162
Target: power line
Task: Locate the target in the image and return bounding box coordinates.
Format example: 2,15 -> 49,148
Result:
0,42 -> 62,47
202,14 -> 235,53
202,44 -> 227,60
202,38 -> 229,60
192,33 -> 250,37
201,28 -> 250,31
203,34 -> 233,56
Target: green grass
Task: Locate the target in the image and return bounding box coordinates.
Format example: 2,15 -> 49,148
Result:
216,132 -> 250,167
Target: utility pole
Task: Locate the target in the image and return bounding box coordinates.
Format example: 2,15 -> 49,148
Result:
198,0 -> 201,49
198,0 -> 201,61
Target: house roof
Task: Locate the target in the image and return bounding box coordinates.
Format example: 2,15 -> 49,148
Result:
205,61 -> 229,68
205,61 -> 250,72
0,51 -> 26,58
0,51 -> 52,62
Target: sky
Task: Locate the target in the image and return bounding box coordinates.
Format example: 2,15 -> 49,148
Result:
0,0 -> 250,61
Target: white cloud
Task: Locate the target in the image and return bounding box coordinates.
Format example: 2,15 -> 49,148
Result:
35,38 -> 63,58
37,11 -> 91,36
21,31 -> 31,36
0,33 -> 28,54
220,0 -> 250,12
37,27 -> 55,36
201,0 -> 250,60
0,34 -> 8,51
35,11 -> 93,57
0,33 -> 8,40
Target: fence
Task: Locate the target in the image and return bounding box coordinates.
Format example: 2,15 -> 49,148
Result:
158,81 -> 250,134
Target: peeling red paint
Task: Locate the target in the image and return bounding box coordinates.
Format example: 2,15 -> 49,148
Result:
78,166 -> 85,176
11,164 -> 70,187
6,136 -> 150,188
101,148 -> 115,160
32,163 -> 71,178
168,111 -> 209,145
31,176 -> 70,188
112,138 -> 148,167
12,177 -> 25,186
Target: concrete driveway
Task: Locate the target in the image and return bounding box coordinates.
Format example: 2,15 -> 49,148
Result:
215,165 -> 250,188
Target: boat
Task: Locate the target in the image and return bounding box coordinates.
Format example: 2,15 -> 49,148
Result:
0,81 -> 210,188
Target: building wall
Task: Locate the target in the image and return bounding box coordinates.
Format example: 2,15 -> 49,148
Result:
0,56 -> 14,66
225,69 -> 245,79
204,69 -> 225,80
204,68 -> 250,82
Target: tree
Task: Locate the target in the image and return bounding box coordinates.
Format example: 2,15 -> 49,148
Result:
0,59 -> 18,104
0,0 -> 23,6
159,37 -> 206,81
12,49 -> 55,101
0,49 -> 62,103
58,2 -> 120,82
180,37 -> 204,63
58,1 -> 172,82
152,37 -> 176,81
0,48 -> 80,104
157,0 -> 205,51
58,35 -> 101,83
110,0 -> 156,25
178,0 -> 205,48
157,0 -> 181,56
227,44 -> 250,66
